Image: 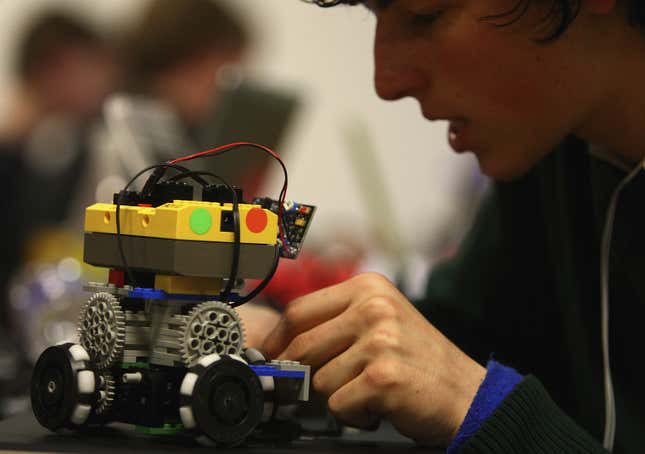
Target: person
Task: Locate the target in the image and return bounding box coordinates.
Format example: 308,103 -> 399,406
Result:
0,10 -> 120,416
258,0 -> 645,452
116,0 -> 252,173
115,0 -> 305,199
117,0 -> 357,336
0,9 -> 119,331
124,0 -> 249,130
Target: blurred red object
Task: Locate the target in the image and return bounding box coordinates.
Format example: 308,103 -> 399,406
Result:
260,252 -> 357,308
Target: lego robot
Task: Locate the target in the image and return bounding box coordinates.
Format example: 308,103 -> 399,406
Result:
30,143 -> 316,447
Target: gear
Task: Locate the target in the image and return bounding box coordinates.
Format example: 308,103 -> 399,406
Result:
180,301 -> 245,367
78,292 -> 126,368
95,371 -> 115,415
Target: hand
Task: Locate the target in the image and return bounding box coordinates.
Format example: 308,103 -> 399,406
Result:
235,302 -> 282,349
262,272 -> 486,446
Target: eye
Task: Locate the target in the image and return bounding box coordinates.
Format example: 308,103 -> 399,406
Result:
410,10 -> 443,28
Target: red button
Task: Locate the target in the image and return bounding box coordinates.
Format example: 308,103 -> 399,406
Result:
246,208 -> 268,233
109,269 -> 125,288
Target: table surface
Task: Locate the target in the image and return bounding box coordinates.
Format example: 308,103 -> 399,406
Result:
0,413 -> 440,454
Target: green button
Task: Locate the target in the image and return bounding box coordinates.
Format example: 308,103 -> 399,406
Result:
190,208 -> 212,235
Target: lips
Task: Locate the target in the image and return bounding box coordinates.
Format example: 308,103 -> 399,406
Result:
448,119 -> 470,153
422,111 -> 473,153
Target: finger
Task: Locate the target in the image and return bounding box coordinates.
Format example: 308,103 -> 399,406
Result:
312,340 -> 367,397
277,310 -> 359,368
262,279 -> 359,357
263,273 -> 395,358
327,371 -> 384,430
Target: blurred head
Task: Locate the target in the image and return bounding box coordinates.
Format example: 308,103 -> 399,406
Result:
125,0 -> 250,126
316,0 -> 645,180
16,12 -> 119,120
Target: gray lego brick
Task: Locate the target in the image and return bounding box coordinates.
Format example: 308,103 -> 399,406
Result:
125,326 -> 151,334
153,339 -> 183,350
84,232 -> 278,279
83,283 -> 132,297
123,354 -> 150,363
125,326 -> 150,340
267,360 -> 311,402
124,311 -> 150,324
123,349 -> 150,356
123,348 -> 150,361
150,351 -> 183,367
158,328 -> 183,338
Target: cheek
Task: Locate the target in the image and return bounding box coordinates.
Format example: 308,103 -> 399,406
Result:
439,28 -> 562,118
434,26 -> 581,176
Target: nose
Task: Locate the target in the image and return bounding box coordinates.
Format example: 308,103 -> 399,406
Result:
373,21 -> 426,101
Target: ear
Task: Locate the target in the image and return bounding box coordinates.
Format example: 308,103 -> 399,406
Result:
582,0 -> 617,15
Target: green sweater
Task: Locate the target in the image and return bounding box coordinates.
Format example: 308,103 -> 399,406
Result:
418,136 -> 644,453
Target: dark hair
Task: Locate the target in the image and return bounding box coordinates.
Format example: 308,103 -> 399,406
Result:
16,12 -> 104,80
309,0 -> 645,42
125,0 -> 249,86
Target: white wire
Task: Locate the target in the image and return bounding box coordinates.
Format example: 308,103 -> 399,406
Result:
600,160 -> 643,451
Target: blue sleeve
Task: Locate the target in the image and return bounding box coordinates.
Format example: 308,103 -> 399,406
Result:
447,360 -> 523,454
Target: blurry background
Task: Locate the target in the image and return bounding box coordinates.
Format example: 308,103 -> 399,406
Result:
0,0 -> 487,419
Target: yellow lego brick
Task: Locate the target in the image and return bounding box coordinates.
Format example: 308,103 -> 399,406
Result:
154,275 -> 222,295
84,201 -> 278,245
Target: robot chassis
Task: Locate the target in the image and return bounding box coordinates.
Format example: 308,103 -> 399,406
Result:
30,155 -> 316,447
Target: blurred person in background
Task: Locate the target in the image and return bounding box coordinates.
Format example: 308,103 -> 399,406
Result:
112,0 -> 259,181
124,0 -> 249,131
0,9 -> 120,417
114,0 -> 360,347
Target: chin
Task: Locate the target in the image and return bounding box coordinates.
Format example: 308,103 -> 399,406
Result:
475,153 -> 536,182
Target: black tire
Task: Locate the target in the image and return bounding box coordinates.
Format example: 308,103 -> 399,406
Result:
31,343 -> 97,431
180,355 -> 264,447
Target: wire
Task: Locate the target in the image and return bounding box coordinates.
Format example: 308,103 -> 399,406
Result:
167,169 -> 282,305
115,142 -> 289,307
166,170 -> 241,298
169,142 -> 289,254
232,245 -> 281,307
115,162 -> 195,288
600,160 -> 643,451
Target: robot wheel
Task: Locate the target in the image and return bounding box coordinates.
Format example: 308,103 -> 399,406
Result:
179,354 -> 264,447
30,343 -> 98,430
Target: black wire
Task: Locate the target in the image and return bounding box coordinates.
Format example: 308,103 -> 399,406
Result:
170,170 -> 282,305
117,143 -> 288,306
174,143 -> 290,253
169,164 -> 210,187
175,144 -> 288,208
166,170 -> 241,298
116,162 -> 201,288
232,244 -> 281,308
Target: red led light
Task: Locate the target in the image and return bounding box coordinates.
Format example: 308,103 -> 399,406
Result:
246,208 -> 268,233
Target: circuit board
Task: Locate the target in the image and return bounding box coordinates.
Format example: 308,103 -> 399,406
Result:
253,198 -> 316,259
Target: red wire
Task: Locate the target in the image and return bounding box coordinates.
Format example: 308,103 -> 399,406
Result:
169,142 -> 289,252
169,141 -> 281,165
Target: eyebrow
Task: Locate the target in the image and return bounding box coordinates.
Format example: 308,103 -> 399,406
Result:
366,0 -> 394,11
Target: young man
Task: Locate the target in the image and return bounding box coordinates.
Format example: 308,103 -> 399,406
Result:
262,0 -> 645,452
0,10 -> 119,417
124,0 -> 249,129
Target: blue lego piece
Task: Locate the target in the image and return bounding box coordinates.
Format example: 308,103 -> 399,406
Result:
250,365 -> 306,379
128,288 -> 167,299
127,287 -> 239,302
